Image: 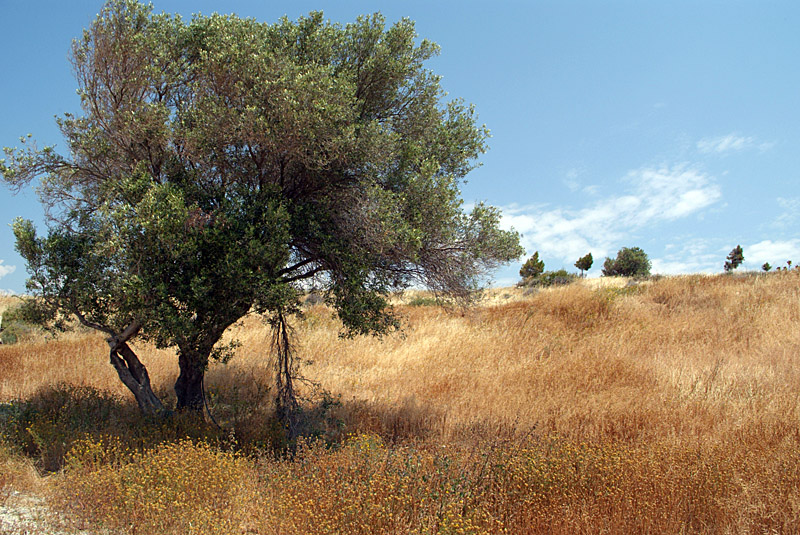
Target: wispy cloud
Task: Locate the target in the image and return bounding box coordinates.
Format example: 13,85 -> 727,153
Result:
561,167 -> 599,195
0,260 -> 16,280
501,166 -> 721,267
563,168 -> 581,192
697,134 -> 754,154
653,238 -> 719,274
773,197 -> 800,229
696,133 -> 774,155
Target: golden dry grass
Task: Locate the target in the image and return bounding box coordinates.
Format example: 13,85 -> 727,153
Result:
1,271 -> 800,533
294,272 -> 800,445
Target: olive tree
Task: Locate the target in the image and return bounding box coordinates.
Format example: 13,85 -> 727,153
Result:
1,1 -> 522,417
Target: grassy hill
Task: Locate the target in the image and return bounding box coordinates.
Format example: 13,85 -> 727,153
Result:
1,271 -> 799,533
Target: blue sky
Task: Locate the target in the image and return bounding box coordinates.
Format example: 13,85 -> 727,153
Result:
2,1 -> 799,293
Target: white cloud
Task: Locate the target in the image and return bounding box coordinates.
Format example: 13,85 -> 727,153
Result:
744,239 -> 800,268
501,166 -> 721,268
0,260 -> 16,280
650,258 -> 717,275
651,238 -> 800,275
491,276 -> 520,288
651,238 -> 719,275
629,167 -> 721,221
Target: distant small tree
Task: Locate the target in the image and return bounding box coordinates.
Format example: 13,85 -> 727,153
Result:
520,251 -> 545,280
574,253 -> 593,277
724,245 -> 744,272
601,247 -> 651,277
762,262 -> 772,272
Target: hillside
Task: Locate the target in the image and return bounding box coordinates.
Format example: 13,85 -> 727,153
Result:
1,272 -> 799,533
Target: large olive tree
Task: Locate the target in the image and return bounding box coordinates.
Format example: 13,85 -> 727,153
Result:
1,1 -> 522,416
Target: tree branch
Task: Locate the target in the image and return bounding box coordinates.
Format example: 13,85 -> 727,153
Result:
277,257 -> 319,277
280,265 -> 324,284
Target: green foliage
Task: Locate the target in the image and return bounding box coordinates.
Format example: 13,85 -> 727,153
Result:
0,300 -> 41,344
762,262 -> 772,272
601,247 -> 651,278
575,252 -> 593,276
0,329 -> 15,345
522,269 -> 577,288
519,251 -> 545,280
724,245 -> 744,272
1,1 -> 522,412
407,296 -> 439,307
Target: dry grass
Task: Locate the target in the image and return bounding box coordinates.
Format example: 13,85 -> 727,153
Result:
0,443 -> 41,506
1,271 -> 800,533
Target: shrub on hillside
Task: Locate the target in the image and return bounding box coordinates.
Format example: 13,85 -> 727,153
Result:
602,247 -> 651,278
521,269 -> 577,288
407,296 -> 440,307
0,302 -> 39,345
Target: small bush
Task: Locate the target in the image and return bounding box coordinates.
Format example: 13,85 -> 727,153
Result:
0,386 -> 124,471
522,269 -> 578,288
0,301 -> 40,344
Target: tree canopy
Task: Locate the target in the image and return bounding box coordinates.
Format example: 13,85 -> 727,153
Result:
724,245 -> 744,272
519,251 -> 545,280
574,253 -> 593,276
601,247 -> 651,278
1,1 -> 522,415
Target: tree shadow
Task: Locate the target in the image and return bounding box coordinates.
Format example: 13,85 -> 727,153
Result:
1,378 -> 530,472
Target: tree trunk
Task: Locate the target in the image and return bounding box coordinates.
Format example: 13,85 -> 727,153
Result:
175,351 -> 206,411
106,322 -> 167,417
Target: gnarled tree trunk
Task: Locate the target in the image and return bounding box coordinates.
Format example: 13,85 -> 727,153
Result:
106,321 -> 166,417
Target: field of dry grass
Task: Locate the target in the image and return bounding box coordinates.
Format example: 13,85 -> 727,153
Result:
1,271 -> 800,533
